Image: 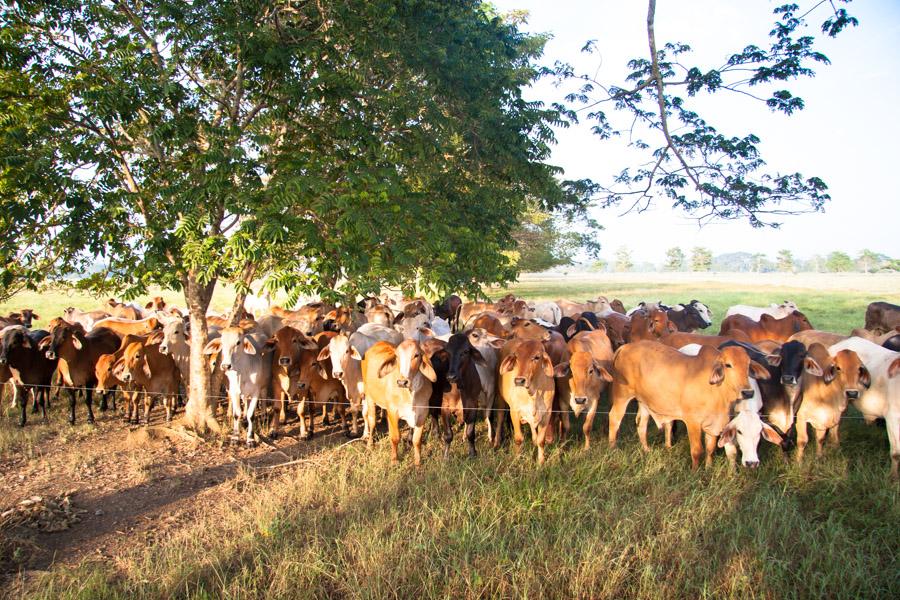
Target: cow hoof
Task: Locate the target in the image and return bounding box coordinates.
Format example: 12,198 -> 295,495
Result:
87,418 -> 95,425
269,431 -> 279,440
18,421 -> 25,428
246,440 -> 257,449
229,436 -> 240,447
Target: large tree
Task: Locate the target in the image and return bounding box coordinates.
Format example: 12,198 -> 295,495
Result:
509,206 -> 601,273
0,1 -> 589,432
556,0 -> 857,225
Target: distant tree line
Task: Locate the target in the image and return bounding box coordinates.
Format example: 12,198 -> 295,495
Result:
579,247 -> 898,274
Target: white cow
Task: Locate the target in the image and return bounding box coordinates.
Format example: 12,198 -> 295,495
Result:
725,300 -> 799,321
530,301 -> 563,326
203,328 -> 273,447
829,338 -> 900,479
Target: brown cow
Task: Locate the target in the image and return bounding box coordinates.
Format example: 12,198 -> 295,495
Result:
719,311 -> 813,343
470,312 -> 507,338
788,330 -> 847,347
91,316 -> 160,337
794,343 -> 870,462
284,303 -> 328,337
629,308 -> 675,342
598,312 -> 630,348
556,297 -> 611,318
459,302 -> 495,328
324,306 -> 365,333
864,301 -> 900,334
361,340 -> 436,465
659,330 -> 751,349
106,300 -> 143,320
555,328 -> 614,449
94,333 -> 148,419
609,341 -> 771,469
268,326 -> 319,438
296,344 -> 347,438
39,323 -> 119,424
610,299 -> 627,315
496,339 -> 557,464
115,337 -> 181,424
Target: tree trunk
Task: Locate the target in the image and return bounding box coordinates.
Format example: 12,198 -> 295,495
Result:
182,272 -> 221,434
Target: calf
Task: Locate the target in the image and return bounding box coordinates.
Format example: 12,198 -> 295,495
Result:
609,341 -> 771,469
469,312 -> 507,338
795,343 -> 869,462
116,337 -> 180,424
323,306 -> 364,334
296,345 -> 347,438
364,304 -> 394,327
94,333 -> 148,417
829,338 -> 900,478
39,323 -> 119,424
434,294 -> 463,327
439,333 -> 488,457
496,339 -> 556,464
268,326 -> 319,438
557,297 -> 612,318
458,302 -> 495,328
361,340 -> 436,465
203,328 -> 273,447
0,327 -> 56,426
6,309 -> 39,329
555,328 -> 614,449
788,329 -> 847,347
630,308 -> 674,342
719,311 -> 813,343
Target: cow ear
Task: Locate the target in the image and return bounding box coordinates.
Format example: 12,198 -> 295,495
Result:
761,422 -> 784,445
823,365 -> 836,384
717,421 -> 736,447
566,324 -> 577,338
765,353 -> 782,367
803,357 -> 823,377
859,365 -> 871,389
749,361 -> 770,380
393,312 -> 404,325
324,310 -> 337,320
112,358 -> 127,379
242,338 -> 258,355
666,321 -> 677,333
541,355 -> 554,378
350,347 -> 363,360
419,354 -> 437,382
38,336 -> 51,349
203,339 -> 221,355
142,361 -> 153,379
316,346 -> 331,362
145,301 -> 154,309
499,354 -> 516,374
146,331 -> 164,346
32,314 -> 40,320
300,337 -> 318,350
889,357 -> 900,378
377,357 -> 397,378
553,362 -> 570,378
265,336 -> 277,348
419,327 -> 435,339
709,362 -> 725,386
71,334 -> 83,350
489,338 -> 506,350
594,362 -> 614,382
542,330 -> 552,342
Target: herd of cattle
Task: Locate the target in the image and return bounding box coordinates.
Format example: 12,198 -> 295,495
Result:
1,294 -> 899,476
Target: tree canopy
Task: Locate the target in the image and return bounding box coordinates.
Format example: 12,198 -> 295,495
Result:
554,0 -> 857,227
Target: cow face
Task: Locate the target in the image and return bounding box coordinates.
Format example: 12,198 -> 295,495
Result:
511,318 -> 551,341
718,409 -> 784,467
120,342 -> 152,383
689,300 -> 713,327
319,333 -> 354,380
391,340 -> 436,389
709,346 -> 769,402
204,327 -> 255,371
829,349 -> 870,406
42,322 -> 86,360
290,310 -> 326,338
554,351 -> 612,416
269,327 -> 317,368
445,333 -> 485,385
158,321 -> 189,355
500,339 -> 553,388
0,326 -> 32,364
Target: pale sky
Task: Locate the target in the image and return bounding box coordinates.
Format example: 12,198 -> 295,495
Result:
491,0 -> 900,263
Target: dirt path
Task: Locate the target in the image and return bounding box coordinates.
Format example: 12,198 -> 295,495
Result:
0,408 -> 353,590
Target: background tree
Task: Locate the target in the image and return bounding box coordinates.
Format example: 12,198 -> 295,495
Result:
614,246 -> 633,272
509,206 -> 601,273
856,249 -> 882,273
556,1 -> 857,225
776,249 -> 795,272
0,1 -> 590,432
826,251 -> 854,272
690,247 -> 712,272
664,247 -> 685,271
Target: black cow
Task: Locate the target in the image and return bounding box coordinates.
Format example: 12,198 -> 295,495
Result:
0,327 -> 57,426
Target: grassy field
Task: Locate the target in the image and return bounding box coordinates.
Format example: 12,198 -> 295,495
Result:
2,274 -> 899,599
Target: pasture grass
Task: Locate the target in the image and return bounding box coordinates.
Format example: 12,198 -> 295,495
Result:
3,274 -> 899,599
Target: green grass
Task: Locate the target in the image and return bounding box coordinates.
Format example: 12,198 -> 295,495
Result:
3,275 -> 900,599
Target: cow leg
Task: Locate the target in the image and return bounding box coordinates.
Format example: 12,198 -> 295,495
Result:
686,422 -> 704,471
165,394 -> 174,422
387,411 -> 401,464
84,388 -> 95,424
636,405 -> 651,452
464,407 -> 477,458
30,389 -> 39,414
321,403 -> 330,427
814,427 -> 827,457
38,388 -> 48,422
68,387 -> 78,424
99,391 -> 108,412
245,396 -> 259,447
270,397 -> 282,439
297,397 -> 308,439
704,431 -> 717,468
364,400 -> 376,447
230,392 -> 242,444
582,400 -> 598,450
440,411 -> 453,460
412,425 -> 424,467
143,392 -> 154,426
724,442 -> 738,468
827,424 -> 840,449
17,385 -> 27,427
510,409 -> 524,456
307,399 -> 316,440
608,385 -> 631,449
795,417 -> 808,464
664,422 -> 674,448
886,415 -> 900,480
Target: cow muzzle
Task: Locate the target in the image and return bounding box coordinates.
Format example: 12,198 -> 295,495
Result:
446,373 -> 459,384
279,357 -> 291,366
845,389 -> 859,400
741,389 -> 754,400
573,396 -> 587,405
781,375 -> 797,385
159,345 -> 169,355
220,363 -> 231,371
46,351 -> 56,360
0,357 -> 6,365
298,382 -> 307,390
514,377 -> 526,387
396,378 -> 410,389
123,373 -> 132,382
742,460 -> 760,469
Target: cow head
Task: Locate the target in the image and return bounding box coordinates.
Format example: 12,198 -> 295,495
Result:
499,339 -> 553,389
382,339 -> 436,389
41,322 -> 87,360
511,318 -> 551,342
445,333 -> 485,385
689,300 -> 713,327
718,408 -> 784,467
0,326 -> 32,364
268,326 -> 317,368
203,327 -> 256,371
158,320 -> 189,355
554,351 -> 612,416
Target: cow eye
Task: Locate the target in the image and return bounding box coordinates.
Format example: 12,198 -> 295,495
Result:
532,355 -> 540,361
737,430 -> 743,436
725,364 -> 732,369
